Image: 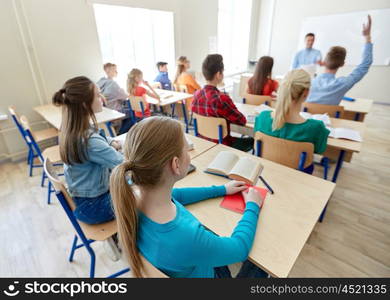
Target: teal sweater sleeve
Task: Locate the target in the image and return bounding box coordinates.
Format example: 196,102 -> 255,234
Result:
187,201 -> 260,267
172,185 -> 226,205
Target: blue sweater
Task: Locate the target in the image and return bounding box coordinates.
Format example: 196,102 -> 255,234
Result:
137,185 -> 261,278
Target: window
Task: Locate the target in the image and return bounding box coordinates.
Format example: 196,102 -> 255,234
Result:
217,0 -> 252,76
93,4 -> 175,88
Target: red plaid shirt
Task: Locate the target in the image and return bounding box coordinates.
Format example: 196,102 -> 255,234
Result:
191,85 -> 246,145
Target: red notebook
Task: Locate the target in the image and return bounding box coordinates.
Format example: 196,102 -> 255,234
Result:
220,185 -> 267,214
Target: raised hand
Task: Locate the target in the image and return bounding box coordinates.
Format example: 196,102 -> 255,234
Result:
362,15 -> 372,41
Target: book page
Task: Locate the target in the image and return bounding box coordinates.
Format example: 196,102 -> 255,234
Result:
229,157 -> 263,184
255,104 -> 273,115
206,151 -> 239,176
334,128 -> 362,142
300,112 -> 331,126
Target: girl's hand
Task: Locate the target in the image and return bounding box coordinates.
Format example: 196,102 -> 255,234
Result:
111,140 -> 122,151
242,187 -> 264,208
224,180 -> 247,195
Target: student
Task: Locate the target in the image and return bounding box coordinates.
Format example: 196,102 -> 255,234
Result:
127,68 -> 160,118
110,116 -> 267,278
192,54 -> 253,152
174,56 -> 201,94
97,63 -> 132,134
154,62 -> 172,90
307,15 -> 373,105
254,69 -> 330,174
292,33 -> 322,69
247,56 -> 278,96
97,63 -> 128,111
52,76 -> 124,224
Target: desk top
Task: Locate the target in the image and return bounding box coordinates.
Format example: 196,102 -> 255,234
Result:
34,104 -> 125,130
235,102 -> 365,153
147,89 -> 194,106
340,98 -> 373,114
114,133 -> 216,160
176,144 -> 335,278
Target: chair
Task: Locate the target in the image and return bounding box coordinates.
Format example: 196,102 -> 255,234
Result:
20,115 -> 62,204
254,131 -> 329,180
303,102 -> 344,118
151,82 -> 162,89
193,113 -> 228,144
127,96 -> 149,121
43,157 -> 130,278
239,75 -> 250,98
242,94 -> 273,106
111,256 -> 168,278
8,106 -> 58,177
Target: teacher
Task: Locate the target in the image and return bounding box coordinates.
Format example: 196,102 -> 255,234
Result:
292,33 -> 322,69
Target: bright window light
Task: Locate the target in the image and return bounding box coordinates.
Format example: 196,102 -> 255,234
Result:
217,0 -> 252,76
93,4 -> 175,88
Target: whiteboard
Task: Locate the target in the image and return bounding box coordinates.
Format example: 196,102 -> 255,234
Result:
299,8 -> 390,66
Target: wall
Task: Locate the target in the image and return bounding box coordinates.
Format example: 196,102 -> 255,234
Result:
256,0 -> 390,103
0,0 -> 218,161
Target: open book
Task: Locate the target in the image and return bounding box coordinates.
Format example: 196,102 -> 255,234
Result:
247,104 -> 273,124
205,151 -> 263,185
300,112 -> 331,126
327,127 -> 362,142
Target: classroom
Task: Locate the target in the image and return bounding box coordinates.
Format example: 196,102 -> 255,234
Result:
0,0 -> 389,284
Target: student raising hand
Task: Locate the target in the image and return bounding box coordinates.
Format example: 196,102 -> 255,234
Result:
362,15 -> 372,42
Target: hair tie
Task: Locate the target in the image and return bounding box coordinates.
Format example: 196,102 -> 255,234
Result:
60,88 -> 66,94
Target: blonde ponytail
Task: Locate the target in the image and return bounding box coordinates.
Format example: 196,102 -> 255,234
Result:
174,56 -> 188,85
272,69 -> 311,131
110,116 -> 185,278
110,161 -> 143,278
127,69 -> 143,96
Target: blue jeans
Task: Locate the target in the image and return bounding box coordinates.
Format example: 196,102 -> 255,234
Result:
73,191 -> 115,224
214,260 -> 268,278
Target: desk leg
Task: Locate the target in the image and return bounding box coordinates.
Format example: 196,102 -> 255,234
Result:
181,102 -> 189,133
105,121 -> 115,137
171,103 -> 176,117
354,112 -> 361,121
332,150 -> 345,183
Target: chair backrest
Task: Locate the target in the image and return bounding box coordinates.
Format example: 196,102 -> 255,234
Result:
177,84 -> 188,93
243,94 -> 272,106
239,75 -> 250,98
128,96 -> 148,114
151,82 -> 162,89
193,113 -> 228,143
8,106 -> 29,143
19,115 -> 44,160
44,157 -> 77,211
138,256 -> 169,278
254,131 -> 314,170
303,102 -> 344,118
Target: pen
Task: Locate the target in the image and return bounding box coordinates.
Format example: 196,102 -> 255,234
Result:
259,176 -> 274,194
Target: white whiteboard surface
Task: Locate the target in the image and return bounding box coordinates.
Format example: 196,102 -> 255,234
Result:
299,9 -> 390,66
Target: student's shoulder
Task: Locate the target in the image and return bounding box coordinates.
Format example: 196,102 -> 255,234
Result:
305,119 -> 328,132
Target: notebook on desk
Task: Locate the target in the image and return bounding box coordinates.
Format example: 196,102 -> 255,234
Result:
327,127 -> 362,142
221,184 -> 267,214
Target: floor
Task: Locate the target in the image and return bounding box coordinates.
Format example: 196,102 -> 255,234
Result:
0,103 -> 389,278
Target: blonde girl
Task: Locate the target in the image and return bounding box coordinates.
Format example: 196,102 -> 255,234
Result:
254,69 -> 330,174
127,68 -> 160,118
110,116 -> 266,278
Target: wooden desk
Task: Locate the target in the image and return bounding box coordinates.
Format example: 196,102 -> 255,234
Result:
232,103 -> 366,182
34,104 -> 125,136
146,89 -> 193,133
113,133 -> 216,159
176,144 -> 335,278
340,98 -> 373,121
